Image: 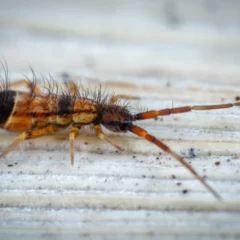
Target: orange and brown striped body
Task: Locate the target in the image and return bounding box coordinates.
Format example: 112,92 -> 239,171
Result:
1,90 -> 98,133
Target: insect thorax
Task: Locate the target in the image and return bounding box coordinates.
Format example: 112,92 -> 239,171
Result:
72,98 -> 98,125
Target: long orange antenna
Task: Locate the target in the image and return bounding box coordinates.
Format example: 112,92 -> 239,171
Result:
134,102 -> 240,120
128,124 -> 222,200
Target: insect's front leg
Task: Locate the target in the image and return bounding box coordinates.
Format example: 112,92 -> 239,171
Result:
94,124 -> 123,151
0,125 -> 59,158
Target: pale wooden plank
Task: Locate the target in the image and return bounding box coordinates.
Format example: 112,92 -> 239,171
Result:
0,1 -> 240,240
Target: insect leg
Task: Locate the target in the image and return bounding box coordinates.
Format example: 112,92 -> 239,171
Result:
0,125 -> 59,158
69,126 -> 80,166
128,124 -> 221,200
110,95 -> 139,104
134,102 -> 240,120
9,79 -> 40,94
94,125 -> 123,151
64,80 -> 78,96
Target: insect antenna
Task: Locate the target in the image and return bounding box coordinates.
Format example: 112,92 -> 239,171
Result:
133,102 -> 240,120
128,124 -> 222,200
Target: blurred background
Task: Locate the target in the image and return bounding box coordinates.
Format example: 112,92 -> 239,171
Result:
0,0 -> 240,85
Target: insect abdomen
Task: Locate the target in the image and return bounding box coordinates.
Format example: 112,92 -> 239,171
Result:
0,90 -> 16,126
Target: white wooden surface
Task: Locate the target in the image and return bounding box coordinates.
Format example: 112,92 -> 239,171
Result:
0,1 -> 240,239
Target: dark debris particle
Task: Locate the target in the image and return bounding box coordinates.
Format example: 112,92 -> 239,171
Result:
226,159 -> 231,162
60,72 -> 71,81
156,157 -> 159,160
215,161 -> 221,166
7,164 -> 14,167
188,148 -> 196,158
235,96 -> 240,101
182,189 -> 188,194
142,175 -> 146,178
166,81 -> 171,88
132,155 -> 136,159
171,174 -> 176,179
84,142 -> 89,145
146,212 -> 151,217
176,182 -> 182,186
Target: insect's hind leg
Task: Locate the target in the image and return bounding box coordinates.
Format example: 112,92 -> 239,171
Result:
110,95 -> 139,104
0,125 -> 59,158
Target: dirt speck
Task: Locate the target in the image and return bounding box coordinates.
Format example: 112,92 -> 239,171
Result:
182,189 -> 188,194
188,148 -> 196,158
171,174 -> 176,179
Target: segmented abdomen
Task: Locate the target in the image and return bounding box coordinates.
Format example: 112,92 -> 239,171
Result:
1,91 -> 73,132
